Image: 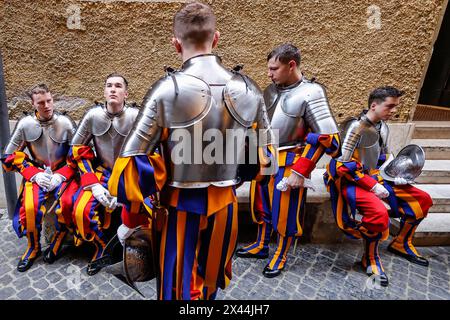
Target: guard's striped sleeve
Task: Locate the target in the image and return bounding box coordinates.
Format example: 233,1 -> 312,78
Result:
1,151 -> 43,181
67,145 -> 98,187
291,133 -> 340,177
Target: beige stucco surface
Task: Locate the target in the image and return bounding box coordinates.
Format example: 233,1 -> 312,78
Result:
0,0 -> 447,121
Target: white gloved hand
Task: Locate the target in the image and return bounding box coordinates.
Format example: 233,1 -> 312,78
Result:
91,183 -> 113,208
371,183 -> 390,199
394,177 -> 409,185
47,173 -> 66,192
107,196 -> 118,210
276,176 -> 317,192
117,224 -> 135,246
31,172 -> 52,191
276,177 -> 289,192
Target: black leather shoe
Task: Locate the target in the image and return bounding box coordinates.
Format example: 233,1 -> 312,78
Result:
387,246 -> 429,267
236,248 -> 269,259
43,247 -> 65,264
262,265 -> 284,278
17,251 -> 41,272
86,262 -> 103,276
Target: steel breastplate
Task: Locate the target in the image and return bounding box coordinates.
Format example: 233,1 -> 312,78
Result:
27,123 -> 71,170
265,82 -> 307,147
162,55 -> 259,187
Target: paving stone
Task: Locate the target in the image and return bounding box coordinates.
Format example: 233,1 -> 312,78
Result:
33,278 -> 50,291
428,284 -> 450,299
284,271 -> 302,285
297,283 -> 317,298
407,288 -> 428,300
279,280 -> 297,293
12,275 -> 31,289
0,274 -> 14,286
291,290 -> 310,300
54,279 -> 70,293
16,288 -> 38,300
28,266 -> 47,279
0,287 -> 17,299
45,272 -> 63,283
41,288 -> 60,300
428,276 -> 450,289
63,288 -> 84,300
270,286 -> 292,300
427,293 -> 445,300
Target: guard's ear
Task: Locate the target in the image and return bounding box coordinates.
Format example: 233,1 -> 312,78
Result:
212,31 -> 220,49
172,37 -> 182,53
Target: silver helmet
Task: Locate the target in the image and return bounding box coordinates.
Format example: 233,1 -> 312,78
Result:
380,144 -> 425,182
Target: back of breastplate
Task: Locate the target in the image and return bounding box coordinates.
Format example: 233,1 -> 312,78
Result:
162,55 -> 256,187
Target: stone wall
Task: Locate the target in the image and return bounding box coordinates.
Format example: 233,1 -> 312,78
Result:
1,0 -> 447,121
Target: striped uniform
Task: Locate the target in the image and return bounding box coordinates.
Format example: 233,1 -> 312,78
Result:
66,145 -> 114,260
109,154 -> 238,300
2,151 -> 77,262
325,151 -> 433,277
244,133 -> 340,271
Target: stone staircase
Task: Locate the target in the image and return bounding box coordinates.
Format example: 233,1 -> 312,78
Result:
390,121 -> 450,246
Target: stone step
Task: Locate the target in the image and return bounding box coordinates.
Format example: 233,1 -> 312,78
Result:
415,184 -> 450,213
410,139 -> 450,160
237,171 -> 450,213
415,160 -> 450,184
412,121 -> 450,139
390,214 -> 450,246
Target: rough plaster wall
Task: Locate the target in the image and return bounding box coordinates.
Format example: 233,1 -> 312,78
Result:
0,0 -> 446,122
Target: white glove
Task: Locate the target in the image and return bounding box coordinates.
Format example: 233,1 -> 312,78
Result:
394,177 -> 410,185
371,183 -> 390,199
31,172 -> 52,191
91,183 -> 113,208
108,196 -> 118,210
276,177 -> 289,192
276,176 -> 316,192
117,224 -> 135,246
47,173 -> 66,192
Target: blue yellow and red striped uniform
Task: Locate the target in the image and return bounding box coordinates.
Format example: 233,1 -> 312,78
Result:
325,149 -> 433,276
66,145 -> 116,260
109,152 -> 239,300
243,132 -> 340,272
2,151 -> 78,261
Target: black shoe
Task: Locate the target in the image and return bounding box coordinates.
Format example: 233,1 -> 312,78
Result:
236,248 -> 269,259
43,247 -> 64,264
262,265 -> 284,278
86,262 -> 103,276
387,246 -> 429,267
17,251 -> 41,272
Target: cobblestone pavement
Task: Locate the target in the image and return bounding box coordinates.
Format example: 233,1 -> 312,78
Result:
1,209 -> 450,300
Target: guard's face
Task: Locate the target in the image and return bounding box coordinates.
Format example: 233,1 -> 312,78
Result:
32,92 -> 54,121
372,97 -> 400,121
104,76 -> 128,107
267,57 -> 293,86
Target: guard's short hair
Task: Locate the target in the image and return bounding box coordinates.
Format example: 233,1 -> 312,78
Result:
368,86 -> 404,108
28,83 -> 50,100
173,2 -> 216,46
267,43 -> 301,67
105,72 -> 128,89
